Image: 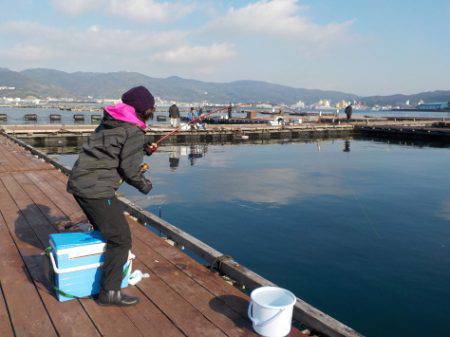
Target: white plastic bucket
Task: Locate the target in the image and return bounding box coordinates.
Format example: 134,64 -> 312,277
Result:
248,287 -> 296,337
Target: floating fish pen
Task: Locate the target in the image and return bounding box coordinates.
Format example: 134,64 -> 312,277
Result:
156,115 -> 167,122
202,118 -> 267,125
49,114 -> 61,122
24,113 -> 38,121
0,113 -> 7,121
90,114 -> 102,123
73,114 -> 85,122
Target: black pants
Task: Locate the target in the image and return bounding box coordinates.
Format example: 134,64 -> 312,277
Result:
74,196 -> 131,291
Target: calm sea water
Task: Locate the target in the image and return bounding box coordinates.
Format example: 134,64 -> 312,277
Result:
53,139 -> 450,337
1,106 -> 449,125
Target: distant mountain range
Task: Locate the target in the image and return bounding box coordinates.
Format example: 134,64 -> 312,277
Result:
0,67 -> 449,106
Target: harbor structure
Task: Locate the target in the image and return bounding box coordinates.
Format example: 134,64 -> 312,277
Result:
417,102 -> 450,111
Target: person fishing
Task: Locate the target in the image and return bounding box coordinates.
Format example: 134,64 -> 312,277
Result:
188,107 -> 197,130
345,104 -> 353,120
67,86 -> 157,307
227,103 -> 232,119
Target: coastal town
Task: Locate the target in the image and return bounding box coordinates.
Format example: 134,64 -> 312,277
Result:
1,86 -> 449,113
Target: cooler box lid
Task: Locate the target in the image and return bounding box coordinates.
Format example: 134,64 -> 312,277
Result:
49,231 -> 106,258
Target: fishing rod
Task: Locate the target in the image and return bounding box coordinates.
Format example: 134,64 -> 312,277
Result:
152,105 -> 233,148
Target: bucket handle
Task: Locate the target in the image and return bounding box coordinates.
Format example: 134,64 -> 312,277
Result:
247,302 -> 285,327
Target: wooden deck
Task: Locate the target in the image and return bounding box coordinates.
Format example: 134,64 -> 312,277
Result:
0,134 -> 308,337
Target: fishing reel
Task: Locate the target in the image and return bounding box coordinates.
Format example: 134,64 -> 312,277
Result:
139,163 -> 150,173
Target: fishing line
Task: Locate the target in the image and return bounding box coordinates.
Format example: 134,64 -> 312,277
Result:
350,189 -> 381,238
153,105 -> 233,148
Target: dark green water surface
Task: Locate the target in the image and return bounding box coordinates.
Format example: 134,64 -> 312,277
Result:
55,139 -> 450,337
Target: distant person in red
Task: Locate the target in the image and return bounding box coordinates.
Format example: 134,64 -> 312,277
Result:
67,86 -> 157,306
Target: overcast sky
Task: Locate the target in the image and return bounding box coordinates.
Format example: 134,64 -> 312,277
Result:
0,0 -> 449,95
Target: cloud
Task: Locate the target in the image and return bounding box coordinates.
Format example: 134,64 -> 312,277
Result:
0,21 -> 186,55
107,0 -> 195,22
0,21 -> 185,64
204,0 -> 353,46
50,0 -> 104,15
181,167 -> 352,205
0,44 -> 61,62
151,43 -> 236,65
0,20 -> 232,76
1,21 -> 63,39
50,0 -> 194,22
219,168 -> 351,204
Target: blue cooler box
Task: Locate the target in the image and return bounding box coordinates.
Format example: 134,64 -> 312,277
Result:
48,231 -> 133,302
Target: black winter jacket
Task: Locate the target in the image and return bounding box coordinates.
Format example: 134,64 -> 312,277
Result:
67,113 -> 152,199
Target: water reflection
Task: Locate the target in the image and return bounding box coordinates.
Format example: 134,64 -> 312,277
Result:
441,199 -> 450,221
188,145 -> 208,166
166,145 -> 208,170
343,140 -> 351,152
168,146 -> 180,170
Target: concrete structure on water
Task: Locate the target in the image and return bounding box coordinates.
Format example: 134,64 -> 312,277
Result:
417,102 -> 450,111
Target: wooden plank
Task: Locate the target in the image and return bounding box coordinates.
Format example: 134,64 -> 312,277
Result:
0,174 -> 56,241
78,299 -> 146,337
0,139 -> 49,172
30,170 -> 86,221
121,286 -> 186,337
0,282 -> 15,337
46,167 -> 70,184
0,176 -> 102,337
40,170 -> 72,195
133,260 -> 227,337
131,237 -> 257,337
12,172 -> 70,225
0,144 -> 22,172
0,212 -> 58,337
25,171 -> 83,220
1,132 -> 72,175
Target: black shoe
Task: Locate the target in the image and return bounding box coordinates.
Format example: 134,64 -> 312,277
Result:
97,290 -> 139,307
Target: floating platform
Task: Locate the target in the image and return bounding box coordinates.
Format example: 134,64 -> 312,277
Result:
0,124 -> 355,148
356,124 -> 450,141
0,132 -> 363,337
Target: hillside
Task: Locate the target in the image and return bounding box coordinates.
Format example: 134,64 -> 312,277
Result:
1,68 -> 357,104
0,68 -> 449,105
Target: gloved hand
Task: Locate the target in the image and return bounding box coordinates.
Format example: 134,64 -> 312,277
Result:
145,143 -> 158,155
140,177 -> 153,194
